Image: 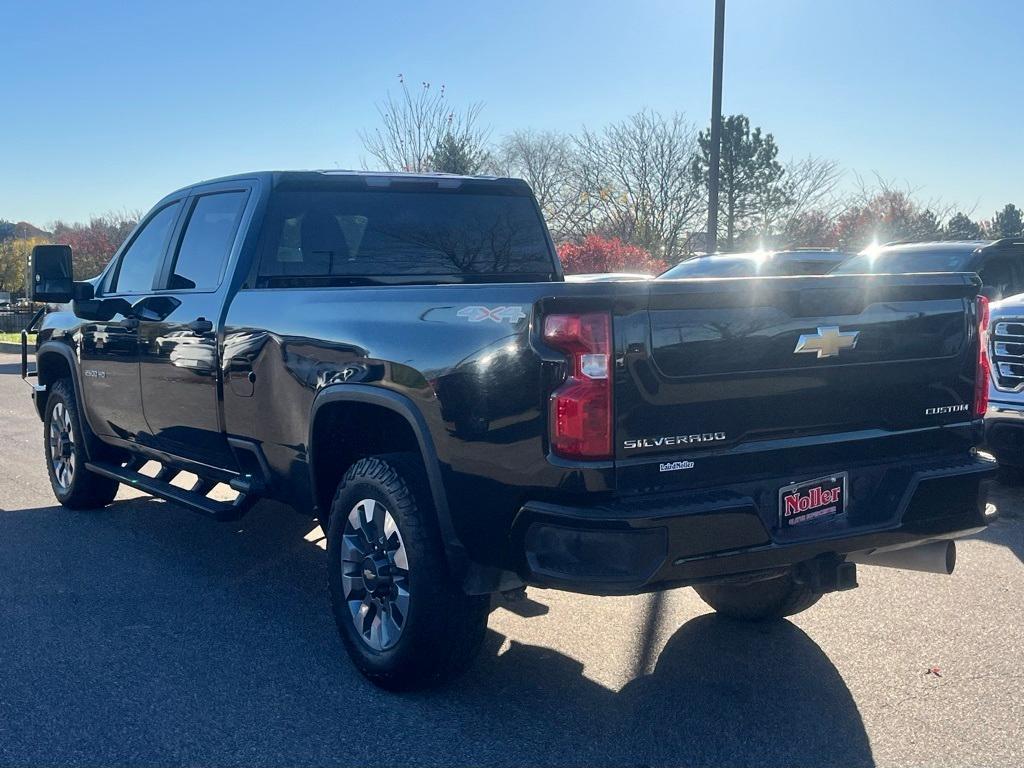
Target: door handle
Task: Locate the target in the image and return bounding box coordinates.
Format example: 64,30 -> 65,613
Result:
187,317 -> 214,335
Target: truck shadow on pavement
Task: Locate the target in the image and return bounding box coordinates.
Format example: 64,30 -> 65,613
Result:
0,497 -> 873,767
454,615 -> 874,767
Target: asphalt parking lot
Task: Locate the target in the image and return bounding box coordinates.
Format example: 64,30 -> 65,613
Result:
0,350 -> 1021,768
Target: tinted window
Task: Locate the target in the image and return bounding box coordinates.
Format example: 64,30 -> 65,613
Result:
257,188 -> 554,282
833,249 -> 974,275
774,254 -> 847,275
978,256 -> 1021,300
113,202 -> 182,294
661,255 -> 758,278
168,191 -> 247,290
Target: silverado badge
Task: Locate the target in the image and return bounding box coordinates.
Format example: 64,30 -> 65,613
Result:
793,326 -> 860,359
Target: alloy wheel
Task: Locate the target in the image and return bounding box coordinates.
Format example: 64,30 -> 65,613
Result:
340,498 -> 410,651
48,401 -> 76,492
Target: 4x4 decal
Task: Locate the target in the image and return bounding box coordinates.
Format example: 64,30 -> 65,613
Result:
457,305 -> 526,324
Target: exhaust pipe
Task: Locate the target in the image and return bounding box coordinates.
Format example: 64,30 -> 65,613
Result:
847,540 -> 956,575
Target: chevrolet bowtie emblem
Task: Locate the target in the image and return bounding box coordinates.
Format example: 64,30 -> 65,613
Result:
794,326 -> 860,359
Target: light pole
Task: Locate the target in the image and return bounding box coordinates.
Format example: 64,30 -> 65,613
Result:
707,0 -> 725,254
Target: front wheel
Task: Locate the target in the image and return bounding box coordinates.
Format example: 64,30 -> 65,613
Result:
326,454 -> 490,690
693,571 -> 823,621
43,379 -> 119,509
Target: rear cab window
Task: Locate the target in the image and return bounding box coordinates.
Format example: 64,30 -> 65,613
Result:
254,180 -> 557,286
166,190 -> 248,291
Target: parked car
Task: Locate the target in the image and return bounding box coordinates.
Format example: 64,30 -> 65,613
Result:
23,171 -> 995,690
565,272 -> 652,282
833,238 -> 1024,301
660,248 -> 850,279
984,292 -> 1024,469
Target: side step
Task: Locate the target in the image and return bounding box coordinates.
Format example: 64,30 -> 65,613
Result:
85,460 -> 263,522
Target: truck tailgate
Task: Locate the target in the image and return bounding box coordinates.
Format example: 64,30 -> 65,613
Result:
615,273 -> 982,489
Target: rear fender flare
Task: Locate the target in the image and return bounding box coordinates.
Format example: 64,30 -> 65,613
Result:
308,384 -> 468,575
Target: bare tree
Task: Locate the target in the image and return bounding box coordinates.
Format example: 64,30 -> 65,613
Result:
765,155 -> 844,246
833,174 -> 958,249
494,130 -> 595,241
360,75 -> 489,173
575,111 -> 704,261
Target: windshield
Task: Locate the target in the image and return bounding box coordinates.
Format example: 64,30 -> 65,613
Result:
833,249 -> 975,274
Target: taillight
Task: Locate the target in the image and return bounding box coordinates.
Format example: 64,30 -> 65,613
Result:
544,312 -> 612,459
975,295 -> 990,417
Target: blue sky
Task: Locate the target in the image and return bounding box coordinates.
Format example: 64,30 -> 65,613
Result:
2,0 -> 1021,225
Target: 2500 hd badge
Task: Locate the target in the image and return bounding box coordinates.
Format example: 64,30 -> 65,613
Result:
623,432 -> 727,450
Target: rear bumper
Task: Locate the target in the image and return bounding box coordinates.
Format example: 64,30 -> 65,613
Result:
986,400 -> 1024,466
513,454 -> 996,595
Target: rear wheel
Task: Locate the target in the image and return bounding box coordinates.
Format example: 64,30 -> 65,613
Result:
326,454 -> 489,690
693,571 -> 823,621
43,379 -> 119,509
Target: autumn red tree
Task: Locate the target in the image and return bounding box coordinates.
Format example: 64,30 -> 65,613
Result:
51,212 -> 138,279
556,235 -> 667,275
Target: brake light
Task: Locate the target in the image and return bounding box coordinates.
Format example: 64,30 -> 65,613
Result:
975,295 -> 990,417
544,312 -> 612,459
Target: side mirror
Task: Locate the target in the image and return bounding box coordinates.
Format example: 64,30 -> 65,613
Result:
27,245 -> 74,303
74,282 -> 95,302
131,295 -> 181,321
72,297 -> 134,322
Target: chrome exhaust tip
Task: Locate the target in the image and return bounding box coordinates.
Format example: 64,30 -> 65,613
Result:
847,540 -> 956,575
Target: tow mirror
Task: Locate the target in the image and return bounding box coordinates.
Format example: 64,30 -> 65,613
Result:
131,295 -> 181,321
27,245 -> 74,303
73,297 -> 134,322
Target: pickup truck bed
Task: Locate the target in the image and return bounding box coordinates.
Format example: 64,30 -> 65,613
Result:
23,171 -> 995,689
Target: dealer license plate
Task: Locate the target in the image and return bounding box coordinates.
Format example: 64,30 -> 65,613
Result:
778,472 -> 847,527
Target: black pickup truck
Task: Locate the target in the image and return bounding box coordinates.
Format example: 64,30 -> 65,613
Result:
23,171 -> 995,689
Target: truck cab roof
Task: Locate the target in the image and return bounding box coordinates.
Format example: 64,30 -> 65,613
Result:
168,170 -> 531,200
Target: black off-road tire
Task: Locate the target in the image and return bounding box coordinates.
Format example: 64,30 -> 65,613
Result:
43,379 -> 119,509
694,571 -> 823,621
326,453 -> 490,690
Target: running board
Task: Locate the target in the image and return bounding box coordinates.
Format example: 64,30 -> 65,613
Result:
85,460 -> 262,521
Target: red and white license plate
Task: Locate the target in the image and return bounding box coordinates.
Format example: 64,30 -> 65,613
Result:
778,472 -> 847,527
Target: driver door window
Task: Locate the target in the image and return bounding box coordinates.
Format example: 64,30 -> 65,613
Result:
111,202 -> 182,294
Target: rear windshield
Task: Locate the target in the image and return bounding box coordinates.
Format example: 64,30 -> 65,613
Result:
256,186 -> 555,285
833,249 -> 975,275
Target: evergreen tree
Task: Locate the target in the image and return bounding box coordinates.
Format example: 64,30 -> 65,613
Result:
429,132 -> 490,175
693,115 -> 788,250
991,203 -> 1023,237
944,211 -> 982,240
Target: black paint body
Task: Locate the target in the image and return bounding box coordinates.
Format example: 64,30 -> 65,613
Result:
31,172 -> 995,595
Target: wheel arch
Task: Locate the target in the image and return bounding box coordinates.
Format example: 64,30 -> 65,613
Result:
34,342 -> 80,421
308,385 -> 468,577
